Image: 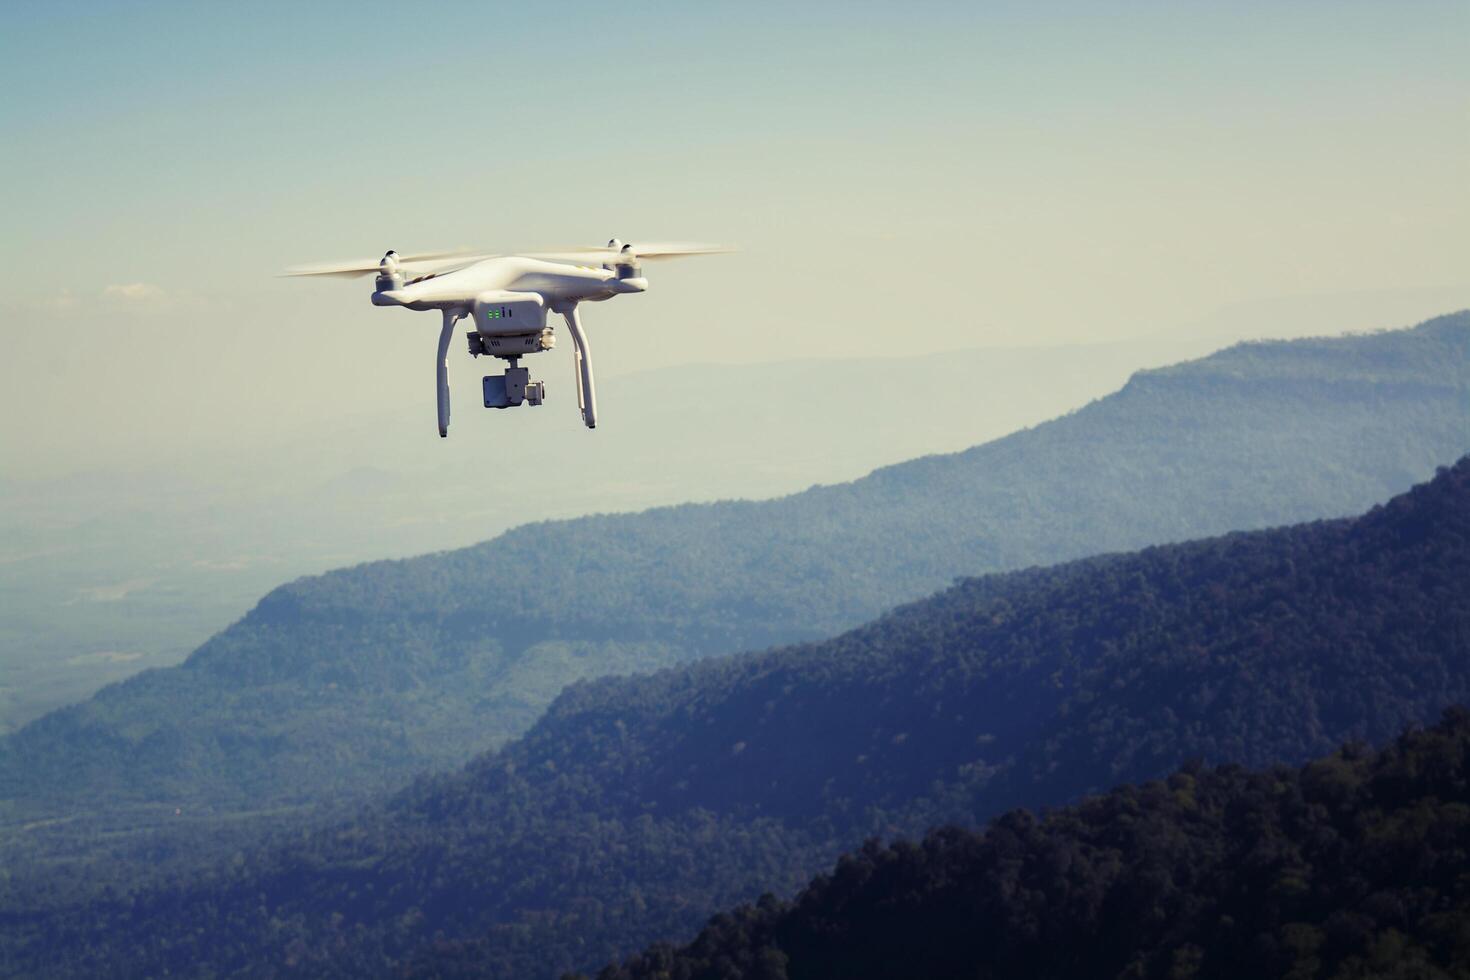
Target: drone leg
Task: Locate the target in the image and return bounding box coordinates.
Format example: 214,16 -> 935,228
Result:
436,310 -> 463,437
572,345 -> 586,418
562,306 -> 598,429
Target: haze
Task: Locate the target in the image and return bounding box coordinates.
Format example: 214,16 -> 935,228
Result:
4,5 -> 1470,974
0,1 -> 1467,727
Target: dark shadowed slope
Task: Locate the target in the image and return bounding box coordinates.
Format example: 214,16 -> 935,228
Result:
585,710 -> 1470,980
3,313 -> 1467,815
5,458 -> 1467,979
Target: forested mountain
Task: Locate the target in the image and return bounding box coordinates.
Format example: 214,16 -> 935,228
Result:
2,337 -> 1185,735
3,313 -> 1466,818
4,458 -> 1466,978
584,709 -> 1470,980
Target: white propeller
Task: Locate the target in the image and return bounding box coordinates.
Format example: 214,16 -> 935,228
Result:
523,241 -> 734,265
283,242 -> 731,279
282,249 -> 490,279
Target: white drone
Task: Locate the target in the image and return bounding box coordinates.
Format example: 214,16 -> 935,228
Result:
285,241 -> 731,436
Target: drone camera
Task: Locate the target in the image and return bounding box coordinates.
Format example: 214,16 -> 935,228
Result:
484,366 -> 545,409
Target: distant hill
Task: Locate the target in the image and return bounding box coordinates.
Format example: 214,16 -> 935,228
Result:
5,457 -> 1467,979
2,312 -> 1467,816
582,709 -> 1470,980
0,338 -> 1185,735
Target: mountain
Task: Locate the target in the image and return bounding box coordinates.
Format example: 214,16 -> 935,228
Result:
1,338 -> 1189,735
3,313 -> 1467,818
583,709 -> 1470,980
5,457 -> 1467,979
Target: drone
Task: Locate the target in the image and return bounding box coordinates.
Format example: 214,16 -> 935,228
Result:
285,240 -> 731,436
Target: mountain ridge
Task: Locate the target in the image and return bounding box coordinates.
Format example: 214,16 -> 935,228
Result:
3,312 -> 1467,818
6,457 -> 1465,978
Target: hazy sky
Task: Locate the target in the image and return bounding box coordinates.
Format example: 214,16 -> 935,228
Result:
2,1 -> 1467,476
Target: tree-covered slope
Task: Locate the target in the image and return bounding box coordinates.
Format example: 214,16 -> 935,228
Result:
585,709 -> 1470,980
4,313 -> 1467,813
5,458 -> 1467,979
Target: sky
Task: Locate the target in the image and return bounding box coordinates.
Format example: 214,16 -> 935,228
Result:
1,0 -> 1467,476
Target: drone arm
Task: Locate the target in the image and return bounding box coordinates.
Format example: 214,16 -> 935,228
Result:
436,309 -> 463,437
562,306 -> 598,429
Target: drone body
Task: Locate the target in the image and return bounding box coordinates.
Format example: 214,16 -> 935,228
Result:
286,241 -> 728,436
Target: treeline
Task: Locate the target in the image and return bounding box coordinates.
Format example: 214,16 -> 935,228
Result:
2,459 -> 1466,978
584,708 -> 1470,980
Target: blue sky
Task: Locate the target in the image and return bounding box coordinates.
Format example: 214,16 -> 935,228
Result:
5,2 -> 1464,287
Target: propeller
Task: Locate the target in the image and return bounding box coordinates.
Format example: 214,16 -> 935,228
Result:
282,249 -> 490,279
521,241 -> 734,265
283,242 -> 732,278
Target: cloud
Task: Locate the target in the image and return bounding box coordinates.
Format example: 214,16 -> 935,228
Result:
104,282 -> 167,302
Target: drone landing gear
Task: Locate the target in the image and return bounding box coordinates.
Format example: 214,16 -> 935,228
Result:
436,309 -> 464,438
561,306 -> 597,429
